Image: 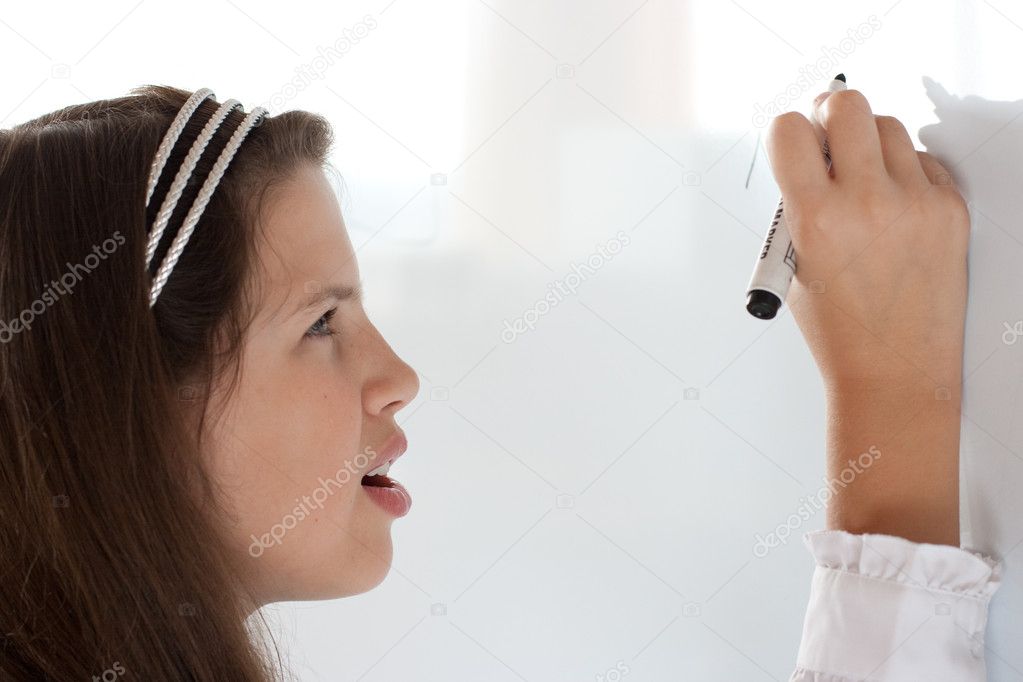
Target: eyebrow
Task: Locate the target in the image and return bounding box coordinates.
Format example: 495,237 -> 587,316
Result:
293,283 -> 363,316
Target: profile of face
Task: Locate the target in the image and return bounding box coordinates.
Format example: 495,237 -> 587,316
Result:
200,163 -> 419,606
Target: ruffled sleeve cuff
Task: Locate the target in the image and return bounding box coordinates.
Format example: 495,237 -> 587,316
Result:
790,529 -> 1001,682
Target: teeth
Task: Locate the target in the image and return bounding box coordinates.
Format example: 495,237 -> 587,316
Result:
365,461 -> 391,477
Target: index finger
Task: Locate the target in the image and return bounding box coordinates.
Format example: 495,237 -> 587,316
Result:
764,111 -> 830,200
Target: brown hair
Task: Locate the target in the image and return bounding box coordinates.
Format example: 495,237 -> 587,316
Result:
0,85 -> 333,679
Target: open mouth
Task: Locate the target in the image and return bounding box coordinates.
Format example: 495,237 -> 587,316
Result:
361,460 -> 396,488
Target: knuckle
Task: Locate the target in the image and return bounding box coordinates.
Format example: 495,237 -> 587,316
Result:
849,184 -> 896,225
783,196 -> 827,241
875,115 -> 908,137
767,111 -> 809,137
786,191 -> 826,219
821,89 -> 871,124
941,186 -> 969,218
765,111 -> 811,151
922,185 -> 970,230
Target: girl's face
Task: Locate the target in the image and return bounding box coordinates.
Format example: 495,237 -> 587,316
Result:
202,163 -> 419,605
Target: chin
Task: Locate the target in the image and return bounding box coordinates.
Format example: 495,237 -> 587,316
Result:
311,531 -> 396,601
248,517 -> 398,604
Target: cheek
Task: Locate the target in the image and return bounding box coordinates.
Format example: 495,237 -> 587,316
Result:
207,362 -> 364,558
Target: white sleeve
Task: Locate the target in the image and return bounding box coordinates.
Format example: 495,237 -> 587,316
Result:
789,529 -> 1001,682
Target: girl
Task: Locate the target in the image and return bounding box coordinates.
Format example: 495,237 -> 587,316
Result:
0,86 -> 418,679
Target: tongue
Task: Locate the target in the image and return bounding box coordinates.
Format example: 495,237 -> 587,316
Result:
362,474 -> 394,488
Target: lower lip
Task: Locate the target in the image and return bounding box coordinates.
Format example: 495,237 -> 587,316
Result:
361,478 -> 412,518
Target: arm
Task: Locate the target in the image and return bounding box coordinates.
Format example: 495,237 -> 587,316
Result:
769,86 -> 969,544
823,375 -> 961,546
765,87 -> 999,681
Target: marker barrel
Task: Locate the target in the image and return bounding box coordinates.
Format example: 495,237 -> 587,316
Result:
746,198 -> 795,320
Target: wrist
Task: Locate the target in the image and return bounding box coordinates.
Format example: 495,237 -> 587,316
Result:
817,329 -> 965,397
825,375 -> 962,408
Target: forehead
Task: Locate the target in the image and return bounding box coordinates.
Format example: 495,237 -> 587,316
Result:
251,163 -> 358,318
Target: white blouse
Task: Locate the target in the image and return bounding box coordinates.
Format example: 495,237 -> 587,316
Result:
790,530 -> 1002,681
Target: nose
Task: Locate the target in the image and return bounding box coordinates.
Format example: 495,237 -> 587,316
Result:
363,325 -> 420,417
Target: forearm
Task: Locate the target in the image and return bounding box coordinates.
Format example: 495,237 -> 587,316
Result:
823,376 -> 961,546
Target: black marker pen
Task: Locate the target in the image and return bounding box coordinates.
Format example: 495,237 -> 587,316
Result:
745,73 -> 847,320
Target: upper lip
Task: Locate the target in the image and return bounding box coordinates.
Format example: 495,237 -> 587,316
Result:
368,429 -> 407,472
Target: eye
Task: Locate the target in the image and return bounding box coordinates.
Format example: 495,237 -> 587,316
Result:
304,307 -> 339,339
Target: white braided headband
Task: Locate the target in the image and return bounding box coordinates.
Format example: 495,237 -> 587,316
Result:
144,88 -> 268,306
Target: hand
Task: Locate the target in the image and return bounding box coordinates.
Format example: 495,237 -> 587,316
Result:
766,89 -> 970,390
764,89 -> 970,545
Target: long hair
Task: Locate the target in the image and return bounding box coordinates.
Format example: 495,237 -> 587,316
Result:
0,85 -> 333,680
